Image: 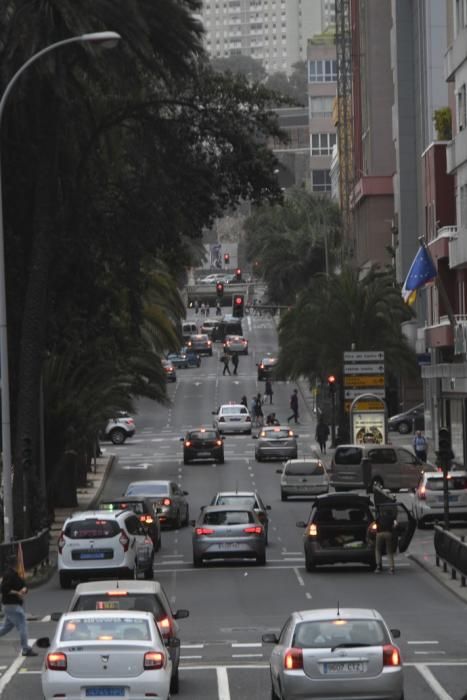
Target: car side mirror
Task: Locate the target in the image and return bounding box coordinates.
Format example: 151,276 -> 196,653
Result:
266,505 -> 272,510
390,628 -> 401,639
296,521 -> 307,528
276,469 -> 282,474
211,411 -> 216,415
179,437 -> 184,442
36,637 -> 50,648
183,491 -> 189,495
252,435 -> 258,440
262,632 -> 279,644
190,519 -> 196,526
174,609 -> 189,620
51,612 -> 62,622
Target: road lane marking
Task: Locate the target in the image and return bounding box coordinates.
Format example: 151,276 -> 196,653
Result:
0,644 -> 33,694
182,644 -> 204,649
416,664 -> 454,700
232,653 -> 263,658
414,651 -> 446,655
293,567 -> 305,586
232,643 -> 262,648
408,641 -> 439,644
181,655 -> 203,660
40,614 -> 51,622
181,663 -> 269,670
217,666 -> 231,700
306,592 -> 312,599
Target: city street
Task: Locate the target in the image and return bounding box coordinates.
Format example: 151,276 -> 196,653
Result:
1,311 -> 467,699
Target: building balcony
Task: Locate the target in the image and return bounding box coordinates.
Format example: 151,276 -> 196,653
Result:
429,226 -> 456,263
425,315 -> 457,348
448,226 -> 467,269
445,29 -> 467,81
446,129 -> 467,173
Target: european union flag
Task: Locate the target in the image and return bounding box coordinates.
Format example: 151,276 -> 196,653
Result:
401,245 -> 437,305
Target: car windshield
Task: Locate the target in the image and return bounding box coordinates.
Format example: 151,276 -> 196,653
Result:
426,476 -> 467,491
72,594 -> 165,620
64,519 -> 120,539
61,616 -> 151,642
261,429 -> 291,439
100,502 -> 145,515
203,510 -> 254,525
190,431 -> 218,440
286,462 -> 324,476
335,447 -> 362,465
126,484 -> 168,496
216,496 -> 256,508
292,619 -> 389,649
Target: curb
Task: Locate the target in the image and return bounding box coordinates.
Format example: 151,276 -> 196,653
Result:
408,552 -> 467,605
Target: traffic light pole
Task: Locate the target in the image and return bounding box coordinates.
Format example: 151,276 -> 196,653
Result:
330,390 -> 336,447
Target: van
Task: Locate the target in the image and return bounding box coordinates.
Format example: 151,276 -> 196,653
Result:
211,319 -> 243,342
182,322 -> 197,343
330,444 -> 426,493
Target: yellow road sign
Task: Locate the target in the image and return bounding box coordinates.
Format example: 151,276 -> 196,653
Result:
344,375 -> 385,387
345,400 -> 384,412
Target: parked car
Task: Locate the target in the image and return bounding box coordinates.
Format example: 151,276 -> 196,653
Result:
161,359 -> 176,382
181,428 -> 225,464
262,607 -> 404,700
103,414 -> 135,445
124,480 -> 189,529
209,491 -> 271,544
99,497 -> 162,551
212,403 -> 252,435
257,356 -> 278,381
254,426 -> 298,462
57,510 -> 154,589
277,457 -> 329,501
223,334 -> 249,355
39,611 -> 172,700
296,492 -> 415,572
388,403 -> 425,434
66,580 -> 189,695
187,333 -> 212,356
412,471 -> 467,527
191,505 -> 266,566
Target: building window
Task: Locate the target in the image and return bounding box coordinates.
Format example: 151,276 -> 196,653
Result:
312,169 -> 332,192
311,133 -> 337,156
309,95 -> 335,118
460,184 -> 467,228
308,59 -> 337,83
457,84 -> 467,131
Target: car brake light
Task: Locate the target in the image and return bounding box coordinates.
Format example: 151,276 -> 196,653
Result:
308,523 -> 318,537
144,651 -> 165,670
288,431 -> 294,437
47,652 -> 67,670
162,498 -> 172,507
139,515 -> 154,525
260,363 -> 264,369
208,340 -> 212,346
196,527 -> 215,535
185,440 -> 192,447
119,530 -> 130,552
383,644 -> 401,666
216,440 -> 223,446
244,526 -> 263,535
57,531 -> 65,554
158,616 -> 172,637
284,647 -> 303,670
418,485 -> 426,500
107,590 -> 128,596
368,521 -> 378,533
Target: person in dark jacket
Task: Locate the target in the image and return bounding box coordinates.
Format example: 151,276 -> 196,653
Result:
287,389 -> 300,424
264,378 -> 274,404
221,353 -> 231,375
315,417 -> 330,454
0,554 -> 37,656
374,507 -> 397,574
231,352 -> 239,375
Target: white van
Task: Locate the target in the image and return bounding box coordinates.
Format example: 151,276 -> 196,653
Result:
182,322 -> 198,343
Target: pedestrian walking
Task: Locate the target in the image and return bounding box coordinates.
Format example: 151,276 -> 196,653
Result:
264,378 -> 274,404
0,554 -> 37,656
216,301 -> 222,316
232,352 -> 239,375
413,430 -> 428,462
194,299 -> 199,315
254,393 -> 264,427
287,388 -> 300,424
206,304 -> 210,317
315,417 -> 330,454
221,352 -> 231,375
374,506 -> 398,574
200,302 -> 206,316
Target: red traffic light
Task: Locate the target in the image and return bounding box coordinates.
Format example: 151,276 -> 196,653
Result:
234,296 -> 243,305
327,375 -> 336,384
224,253 -> 230,263
216,282 -> 224,296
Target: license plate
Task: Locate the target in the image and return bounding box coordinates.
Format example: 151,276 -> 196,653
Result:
80,552 -> 105,560
197,452 -> 211,457
218,542 -> 239,549
324,661 -> 365,674
436,495 -> 459,503
229,418 -> 241,421
86,689 -> 125,697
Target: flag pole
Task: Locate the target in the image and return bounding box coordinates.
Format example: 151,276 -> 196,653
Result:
418,236 -> 457,331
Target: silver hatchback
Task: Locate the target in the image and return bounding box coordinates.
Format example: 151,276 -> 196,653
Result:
254,426 -> 298,461
263,608 -> 403,700
191,506 -> 266,566
277,458 -> 329,501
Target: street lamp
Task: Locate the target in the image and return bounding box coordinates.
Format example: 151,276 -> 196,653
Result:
0,31 -> 121,543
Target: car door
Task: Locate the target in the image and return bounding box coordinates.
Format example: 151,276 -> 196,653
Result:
394,502 -> 416,552
368,448 -> 399,489
397,448 -> 423,489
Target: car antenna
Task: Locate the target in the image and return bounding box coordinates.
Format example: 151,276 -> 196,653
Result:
337,600 -> 340,617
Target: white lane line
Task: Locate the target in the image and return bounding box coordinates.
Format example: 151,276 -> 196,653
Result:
414,651 -> 446,655
232,643 -> 262,648
18,669 -> 41,674
293,566 -> 305,586
416,664 -> 454,700
40,614 -> 51,622
163,554 -> 185,558
217,665 -> 231,700
232,653 -> 263,658
181,655 -> 203,660
283,551 -> 302,555
181,644 -> 204,649
0,652 -> 28,694
305,592 -> 312,599
408,641 -> 439,645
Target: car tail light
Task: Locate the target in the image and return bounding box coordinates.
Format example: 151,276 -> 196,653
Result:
47,652 -> 67,670
196,527 -> 215,535
307,523 -> 318,537
260,363 -> 264,369
244,526 -> 263,535
219,417 -> 225,422
418,485 -> 426,500
288,431 -> 294,437
383,644 -> 401,666
185,440 -> 192,448
144,651 -> 165,670
162,498 -> 172,507
216,440 -> 223,446
284,648 -> 303,670
107,590 -> 128,596
139,515 -> 154,525
208,340 -> 212,346
246,416 -> 251,422
368,521 -> 378,534
57,531 -> 65,554
125,418 -> 135,427
119,530 -> 130,552
158,616 -> 172,638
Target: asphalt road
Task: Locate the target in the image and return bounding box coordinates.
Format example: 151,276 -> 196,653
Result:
1,310 -> 467,699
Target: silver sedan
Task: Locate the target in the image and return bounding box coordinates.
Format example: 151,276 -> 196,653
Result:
191,505 -> 266,566
263,607 -> 403,700
40,610 -> 172,700
254,426 -> 298,461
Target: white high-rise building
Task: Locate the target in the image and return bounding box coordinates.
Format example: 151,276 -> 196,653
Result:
200,0 -> 328,75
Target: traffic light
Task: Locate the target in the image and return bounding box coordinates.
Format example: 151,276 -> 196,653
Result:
216,281 -> 224,297
235,268 -> 242,282
327,374 -> 337,394
224,253 -> 230,265
437,427 -> 453,467
233,294 -> 244,318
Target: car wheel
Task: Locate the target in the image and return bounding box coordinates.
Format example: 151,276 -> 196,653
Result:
217,456 -> 225,464
209,350 -> 213,356
144,563 -> 154,580
256,453 -> 262,462
157,534 -> 162,551
368,559 -> 377,571
193,555 -> 203,567
417,517 -> 426,529
246,429 -> 252,435
175,510 -> 182,529
170,669 -> 180,694
398,421 -> 411,434
281,491 -> 287,502
109,428 -> 127,445
371,477 -> 384,492
183,506 -> 190,527
271,683 -> 280,700
305,555 -> 315,572
59,572 -> 72,589
256,552 -> 266,566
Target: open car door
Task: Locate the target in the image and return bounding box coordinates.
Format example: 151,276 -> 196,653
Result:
394,501 -> 416,553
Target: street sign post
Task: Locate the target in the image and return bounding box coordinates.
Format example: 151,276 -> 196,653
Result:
344,375 -> 385,387
344,351 -> 384,362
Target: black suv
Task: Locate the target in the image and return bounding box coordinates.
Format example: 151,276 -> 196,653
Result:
99,498 -> 162,551
181,428 -> 224,464
297,493 -> 415,572
257,356 -> 278,381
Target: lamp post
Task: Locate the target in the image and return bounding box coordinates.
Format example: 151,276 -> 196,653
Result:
0,31 -> 121,543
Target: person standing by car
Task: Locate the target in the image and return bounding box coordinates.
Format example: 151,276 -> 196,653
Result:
255,393 -> 264,427
240,395 -> 248,408
315,417 -> 330,454
413,430 -> 428,462
288,388 -> 300,424
0,554 -> 37,656
194,299 -> 199,314
221,352 -> 231,375
264,378 -> 273,404
374,506 -> 398,574
216,301 -> 222,316
231,352 -> 239,375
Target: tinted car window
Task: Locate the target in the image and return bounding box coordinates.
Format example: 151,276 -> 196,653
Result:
367,449 -> 397,464
286,462 -> 324,476
126,484 -> 168,496
72,593 -> 166,619
334,447 -> 362,465
101,502 -> 145,515
216,496 -> 256,508
292,619 -> 388,649
223,406 -> 247,415
64,519 -> 120,539
426,476 -> 467,491
203,510 -> 254,525
61,617 -> 150,642
261,429 -> 291,439
190,431 -> 218,440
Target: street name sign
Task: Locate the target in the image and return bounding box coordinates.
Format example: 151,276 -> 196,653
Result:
344,375 -> 385,387
345,388 -> 385,399
344,351 -> 385,362
344,363 -> 385,375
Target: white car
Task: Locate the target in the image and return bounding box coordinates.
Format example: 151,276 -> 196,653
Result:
224,334 -> 249,355
40,610 -> 172,700
104,414 -> 135,444
412,470 -> 467,527
57,510 -> 154,589
212,403 -> 252,435
277,457 -> 329,501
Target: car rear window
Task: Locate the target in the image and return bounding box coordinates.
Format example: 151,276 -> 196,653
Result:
216,496 -> 256,508
334,447 -> 363,465
262,429 -> 292,439
126,484 -> 168,496
61,617 -> 151,642
286,462 -> 324,476
64,519 -> 120,539
292,619 -> 388,649
225,323 -> 242,335
190,431 -> 218,440
367,448 -> 397,464
426,477 -> 467,491
100,502 -> 146,515
203,510 -> 254,525
72,593 -> 165,619
223,406 -> 247,415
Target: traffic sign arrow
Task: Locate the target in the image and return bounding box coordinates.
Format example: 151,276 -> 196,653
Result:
344,364 -> 385,375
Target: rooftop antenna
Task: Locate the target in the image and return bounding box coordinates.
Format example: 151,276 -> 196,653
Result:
337,600 -> 340,616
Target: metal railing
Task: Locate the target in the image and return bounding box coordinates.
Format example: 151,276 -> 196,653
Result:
434,524 -> 467,587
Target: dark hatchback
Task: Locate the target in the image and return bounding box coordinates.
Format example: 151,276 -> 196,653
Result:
99,498 -> 162,551
297,493 -> 415,572
388,403 -> 424,434
181,428 -> 224,464
257,356 -> 278,381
